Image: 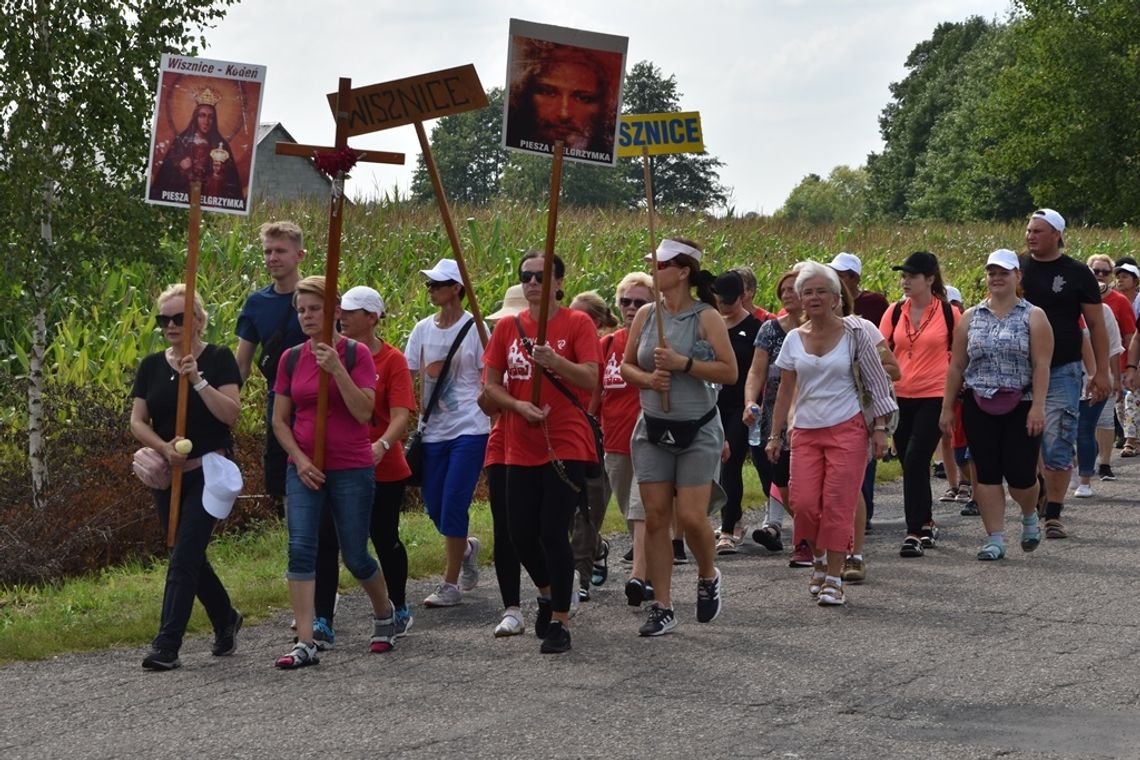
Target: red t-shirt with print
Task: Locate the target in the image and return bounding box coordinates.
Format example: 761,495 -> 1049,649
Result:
370,342 -> 415,482
483,308 -> 602,467
599,328 -> 640,455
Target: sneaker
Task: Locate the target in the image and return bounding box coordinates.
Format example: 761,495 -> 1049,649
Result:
752,523 -> 783,552
638,603 -> 678,637
423,582 -> 462,608
919,523 -> 939,548
393,605 -> 413,638
625,577 -> 650,606
540,620 -> 572,654
312,616 -> 336,651
932,461 -> 947,479
788,540 -> 813,568
715,535 -> 738,555
817,581 -> 846,606
620,547 -> 634,565
696,568 -> 722,623
141,647 -> 180,671
275,640 -> 319,669
211,608 -> 243,656
459,537 -> 480,592
370,608 -> 396,653
959,500 -> 980,517
956,484 -> 973,503
841,557 -> 866,584
534,596 -> 552,639
591,539 -> 609,586
494,607 -> 525,637
1073,483 -> 1093,498
938,486 -> 959,502
672,539 -> 689,565
1099,464 -> 1116,481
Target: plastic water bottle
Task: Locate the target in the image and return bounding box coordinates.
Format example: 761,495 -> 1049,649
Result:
747,404 -> 764,447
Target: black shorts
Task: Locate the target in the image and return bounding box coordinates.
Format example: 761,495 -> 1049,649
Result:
961,392 -> 1041,490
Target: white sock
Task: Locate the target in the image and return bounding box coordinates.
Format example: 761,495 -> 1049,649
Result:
825,575 -> 843,587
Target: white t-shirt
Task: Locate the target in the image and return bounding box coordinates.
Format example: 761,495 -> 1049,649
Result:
774,329 -> 861,429
1081,304 -> 1123,388
404,312 -> 490,442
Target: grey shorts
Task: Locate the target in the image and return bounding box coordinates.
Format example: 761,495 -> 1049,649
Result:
630,411 -> 725,488
604,452 -> 645,521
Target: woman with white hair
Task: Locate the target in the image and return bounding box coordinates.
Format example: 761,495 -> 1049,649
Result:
766,262 -> 897,606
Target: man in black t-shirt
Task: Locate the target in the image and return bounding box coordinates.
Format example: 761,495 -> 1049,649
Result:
1020,208 -> 1109,539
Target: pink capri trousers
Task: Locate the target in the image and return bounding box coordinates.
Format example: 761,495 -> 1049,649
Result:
788,413 -> 868,554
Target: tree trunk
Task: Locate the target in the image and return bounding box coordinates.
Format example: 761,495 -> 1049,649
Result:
28,181 -> 52,509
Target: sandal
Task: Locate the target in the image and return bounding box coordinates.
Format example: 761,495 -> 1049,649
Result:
919,523 -> 939,549
1044,519 -> 1068,539
899,536 -> 924,558
976,541 -> 1006,561
809,564 -> 826,597
939,487 -> 959,502
591,539 -> 609,586
1121,444 -> 1138,458
715,535 -> 738,555
275,640 -> 319,669
1020,516 -> 1041,552
751,523 -> 783,552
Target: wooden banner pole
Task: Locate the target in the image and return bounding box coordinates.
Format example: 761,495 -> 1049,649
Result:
414,120 -> 488,348
167,181 -> 202,548
642,147 -> 670,412
531,140 -> 564,406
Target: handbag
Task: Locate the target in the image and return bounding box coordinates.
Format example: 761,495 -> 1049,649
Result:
845,316 -> 900,435
643,407 -> 718,449
973,388 -> 1024,416
405,318 -> 476,486
512,316 -> 605,475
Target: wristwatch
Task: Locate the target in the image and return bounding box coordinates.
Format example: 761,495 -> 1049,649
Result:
379,439 -> 391,451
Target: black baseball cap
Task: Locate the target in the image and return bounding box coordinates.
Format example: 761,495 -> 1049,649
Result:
714,271 -> 744,303
891,251 -> 939,275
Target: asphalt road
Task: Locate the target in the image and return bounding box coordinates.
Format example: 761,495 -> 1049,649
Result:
3,459 -> 1140,759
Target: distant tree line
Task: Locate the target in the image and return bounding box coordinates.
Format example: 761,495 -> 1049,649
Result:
779,0 -> 1140,226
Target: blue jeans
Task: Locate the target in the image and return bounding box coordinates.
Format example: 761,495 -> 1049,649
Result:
285,464 -> 378,582
421,434 -> 488,537
1077,397 -> 1109,476
1042,362 -> 1082,471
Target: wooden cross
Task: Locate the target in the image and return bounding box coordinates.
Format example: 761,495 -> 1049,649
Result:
275,77 -> 405,469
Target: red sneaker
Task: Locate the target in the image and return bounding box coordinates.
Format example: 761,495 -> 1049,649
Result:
788,540 -> 813,568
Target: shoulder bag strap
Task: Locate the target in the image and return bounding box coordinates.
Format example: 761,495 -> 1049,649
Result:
513,315 -> 591,417
420,318 -> 476,427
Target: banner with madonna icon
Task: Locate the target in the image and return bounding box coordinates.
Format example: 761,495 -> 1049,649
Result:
145,54 -> 267,215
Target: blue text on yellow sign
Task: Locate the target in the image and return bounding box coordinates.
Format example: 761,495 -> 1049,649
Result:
617,111 -> 703,157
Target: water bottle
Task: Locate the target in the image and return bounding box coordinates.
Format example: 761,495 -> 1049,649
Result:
747,404 -> 764,447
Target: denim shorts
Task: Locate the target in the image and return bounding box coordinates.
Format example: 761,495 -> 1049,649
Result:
1041,361 -> 1082,471
285,465 -> 378,582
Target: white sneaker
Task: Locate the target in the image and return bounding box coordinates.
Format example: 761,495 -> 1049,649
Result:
459,537 -> 480,591
494,607 -> 524,637
423,582 -> 462,607
1073,483 -> 1093,498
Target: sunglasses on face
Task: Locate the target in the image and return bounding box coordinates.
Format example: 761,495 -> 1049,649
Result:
656,259 -> 682,271
425,280 -> 455,290
1092,268 -> 1112,276
155,313 -> 185,328
619,297 -> 649,308
519,270 -> 544,284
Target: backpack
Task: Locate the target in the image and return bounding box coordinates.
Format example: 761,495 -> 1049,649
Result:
887,299 -> 954,352
283,338 -> 359,383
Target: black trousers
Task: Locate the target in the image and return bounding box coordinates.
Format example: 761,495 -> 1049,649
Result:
719,405 -> 751,533
894,397 -> 944,534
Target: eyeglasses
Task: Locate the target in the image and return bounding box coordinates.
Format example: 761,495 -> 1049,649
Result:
656,259 -> 682,271
519,271 -> 544,284
619,297 -> 649,308
425,280 -> 456,290
1092,268 -> 1112,276
155,313 -> 185,328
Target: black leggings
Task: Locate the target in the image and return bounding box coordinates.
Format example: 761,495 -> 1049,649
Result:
961,394 -> 1041,489
486,464 -> 522,609
719,405 -> 750,533
894,397 -> 943,534
506,461 -> 587,615
315,479 -> 409,620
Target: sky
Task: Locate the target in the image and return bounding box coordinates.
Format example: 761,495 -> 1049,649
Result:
202,0 -> 1015,214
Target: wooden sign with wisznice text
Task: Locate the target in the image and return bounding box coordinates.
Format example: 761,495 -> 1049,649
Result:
617,111 -> 704,157
325,64 -> 488,137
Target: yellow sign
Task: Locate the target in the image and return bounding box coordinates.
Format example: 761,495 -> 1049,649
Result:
617,111 -> 703,157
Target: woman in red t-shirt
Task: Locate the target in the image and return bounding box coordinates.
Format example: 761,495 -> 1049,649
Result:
482,251 -> 601,654
600,271 -> 656,605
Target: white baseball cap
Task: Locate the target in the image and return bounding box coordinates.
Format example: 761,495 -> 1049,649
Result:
945,285 -> 963,304
986,249 -> 1020,271
829,252 -> 862,275
1116,263 -> 1140,279
1032,208 -> 1066,233
201,453 -> 243,520
420,258 -> 463,283
341,285 -> 386,316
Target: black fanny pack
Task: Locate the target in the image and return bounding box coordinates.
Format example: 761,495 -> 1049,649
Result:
644,407 -> 717,449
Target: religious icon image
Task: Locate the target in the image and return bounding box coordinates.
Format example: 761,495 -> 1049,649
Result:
502,19 -> 627,167
145,54 -> 266,215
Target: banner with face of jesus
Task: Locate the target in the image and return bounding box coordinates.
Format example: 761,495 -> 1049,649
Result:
502,19 -> 628,167
145,54 -> 267,216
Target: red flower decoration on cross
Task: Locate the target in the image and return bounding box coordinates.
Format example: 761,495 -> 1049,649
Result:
313,147 -> 361,178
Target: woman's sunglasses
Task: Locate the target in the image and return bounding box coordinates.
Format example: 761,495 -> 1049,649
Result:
656,259 -> 682,271
619,297 -> 649,308
155,313 -> 185,328
519,271 -> 544,284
